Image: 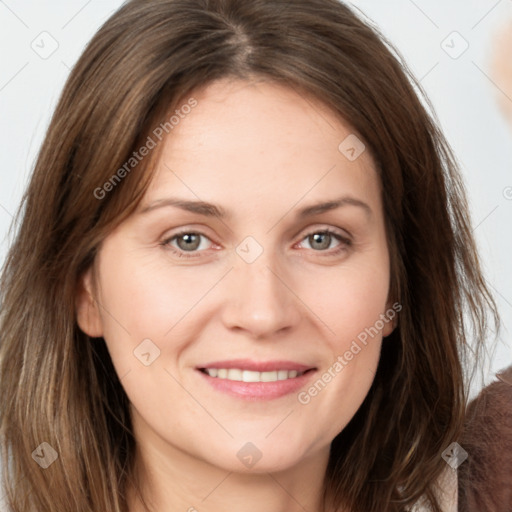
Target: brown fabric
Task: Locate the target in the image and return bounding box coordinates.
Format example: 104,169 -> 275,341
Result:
458,366 -> 512,512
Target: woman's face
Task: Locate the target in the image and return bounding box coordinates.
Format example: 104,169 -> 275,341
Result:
77,78 -> 394,474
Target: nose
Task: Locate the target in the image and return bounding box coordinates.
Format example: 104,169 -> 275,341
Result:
220,249 -> 302,339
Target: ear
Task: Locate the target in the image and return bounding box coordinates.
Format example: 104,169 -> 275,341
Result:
382,299 -> 398,338
75,266 -> 103,338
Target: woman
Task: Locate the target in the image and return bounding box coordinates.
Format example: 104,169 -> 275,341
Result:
0,1 -> 499,511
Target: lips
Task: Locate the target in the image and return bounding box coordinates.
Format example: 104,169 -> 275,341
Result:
196,359 -> 317,400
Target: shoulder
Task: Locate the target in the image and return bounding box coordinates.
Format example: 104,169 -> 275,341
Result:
458,365 -> 512,511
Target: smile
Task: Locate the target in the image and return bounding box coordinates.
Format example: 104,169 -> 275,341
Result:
196,359 -> 317,399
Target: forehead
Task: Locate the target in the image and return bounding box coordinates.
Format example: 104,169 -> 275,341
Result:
144,78 -> 381,217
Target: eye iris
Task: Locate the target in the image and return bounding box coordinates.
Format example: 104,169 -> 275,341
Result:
309,232 -> 331,250
177,233 -> 201,251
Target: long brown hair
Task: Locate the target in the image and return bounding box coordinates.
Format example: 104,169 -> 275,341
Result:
0,1 -> 499,511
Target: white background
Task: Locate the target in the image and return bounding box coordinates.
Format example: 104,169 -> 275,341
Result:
0,0 -> 511,391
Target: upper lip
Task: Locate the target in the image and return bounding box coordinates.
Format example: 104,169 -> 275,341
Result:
197,359 -> 316,372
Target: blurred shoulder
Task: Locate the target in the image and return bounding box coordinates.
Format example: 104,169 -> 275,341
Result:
458,365 -> 512,512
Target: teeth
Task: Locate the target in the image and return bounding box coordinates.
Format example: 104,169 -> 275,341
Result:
261,371 -> 277,382
243,370 -> 260,382
203,368 -> 305,382
227,369 -> 242,381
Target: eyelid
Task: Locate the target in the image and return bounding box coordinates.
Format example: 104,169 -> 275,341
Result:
297,224 -> 352,242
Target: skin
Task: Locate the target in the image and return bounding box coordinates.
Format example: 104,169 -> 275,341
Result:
76,78 -> 395,512
492,20 -> 512,128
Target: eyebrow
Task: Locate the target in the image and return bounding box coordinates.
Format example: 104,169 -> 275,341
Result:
138,195 -> 372,220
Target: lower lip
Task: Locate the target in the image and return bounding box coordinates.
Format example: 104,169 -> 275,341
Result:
196,369 -> 316,400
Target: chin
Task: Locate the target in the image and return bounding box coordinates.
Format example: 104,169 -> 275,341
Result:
205,438 -> 314,475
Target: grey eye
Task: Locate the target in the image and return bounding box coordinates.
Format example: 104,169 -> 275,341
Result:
307,232 -> 335,250
175,233 -> 202,251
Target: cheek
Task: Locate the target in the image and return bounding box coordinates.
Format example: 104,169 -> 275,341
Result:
93,242 -> 233,385
304,258 -> 390,347
310,276 -> 386,384
96,244 -> 219,337
293,257 -> 389,429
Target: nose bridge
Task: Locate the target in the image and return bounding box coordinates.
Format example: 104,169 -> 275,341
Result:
222,239 -> 301,337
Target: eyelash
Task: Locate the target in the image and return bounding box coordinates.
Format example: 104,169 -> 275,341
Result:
160,228 -> 352,259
